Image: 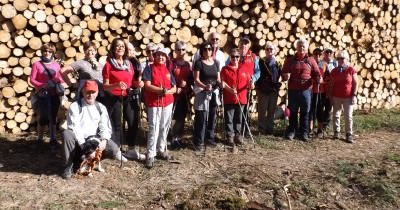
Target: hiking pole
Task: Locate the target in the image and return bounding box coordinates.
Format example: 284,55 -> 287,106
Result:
120,89 -> 124,168
219,84 -> 227,152
185,91 -> 194,133
241,85 -> 252,140
203,90 -> 212,157
312,81 -> 320,141
235,94 -> 255,144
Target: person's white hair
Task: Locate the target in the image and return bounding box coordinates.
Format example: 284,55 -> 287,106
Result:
175,41 -> 186,50
335,50 -> 350,60
207,32 -> 220,41
265,42 -> 276,53
294,38 -> 309,49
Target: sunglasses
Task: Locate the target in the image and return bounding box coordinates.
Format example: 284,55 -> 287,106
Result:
231,55 -> 240,58
211,38 -> 219,41
325,50 -> 333,54
176,48 -> 186,51
204,48 -> 212,51
266,48 -> 273,51
336,57 -> 345,60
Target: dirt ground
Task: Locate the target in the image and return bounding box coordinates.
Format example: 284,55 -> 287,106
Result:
0,128 -> 399,210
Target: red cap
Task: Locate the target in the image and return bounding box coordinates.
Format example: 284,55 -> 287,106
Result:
83,80 -> 98,92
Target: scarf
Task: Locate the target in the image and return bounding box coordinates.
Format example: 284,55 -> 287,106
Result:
109,58 -> 130,71
85,58 -> 99,70
40,56 -> 53,63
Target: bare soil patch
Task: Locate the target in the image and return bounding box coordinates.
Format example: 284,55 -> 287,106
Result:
0,130 -> 399,210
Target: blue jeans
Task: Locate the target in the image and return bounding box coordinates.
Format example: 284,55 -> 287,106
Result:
286,89 -> 311,136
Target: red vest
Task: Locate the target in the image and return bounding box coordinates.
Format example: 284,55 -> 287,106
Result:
240,51 -> 256,78
144,63 -> 174,107
221,64 -> 251,104
329,66 -> 356,98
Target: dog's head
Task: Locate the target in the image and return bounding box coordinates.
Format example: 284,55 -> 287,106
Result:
81,138 -> 100,158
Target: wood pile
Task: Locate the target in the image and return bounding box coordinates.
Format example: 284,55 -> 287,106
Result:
0,0 -> 399,133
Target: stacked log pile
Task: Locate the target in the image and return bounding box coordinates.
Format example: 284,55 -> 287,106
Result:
0,0 -> 399,133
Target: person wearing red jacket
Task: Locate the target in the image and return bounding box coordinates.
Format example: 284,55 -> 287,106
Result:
282,39 -> 321,141
143,47 -> 176,168
221,48 -> 252,145
327,50 -> 358,143
102,38 -> 144,162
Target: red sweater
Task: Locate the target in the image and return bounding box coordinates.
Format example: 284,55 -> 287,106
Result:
221,64 -> 251,104
329,66 -> 356,98
282,53 -> 320,90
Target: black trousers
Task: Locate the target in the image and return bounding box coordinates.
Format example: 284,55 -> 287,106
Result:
105,94 -> 140,147
193,97 -> 217,146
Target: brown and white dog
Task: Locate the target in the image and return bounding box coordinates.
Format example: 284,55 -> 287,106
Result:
76,136 -> 105,177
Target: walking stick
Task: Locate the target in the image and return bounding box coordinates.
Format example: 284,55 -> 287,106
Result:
219,84 -> 227,151
203,90 -> 212,157
235,94 -> 255,144
241,85 -> 252,140
119,89 -> 124,168
312,81 -> 320,141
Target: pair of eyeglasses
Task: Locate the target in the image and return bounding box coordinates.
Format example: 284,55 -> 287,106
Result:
116,45 -> 125,49
211,38 -> 219,41
231,55 -> 240,58
176,48 -> 186,51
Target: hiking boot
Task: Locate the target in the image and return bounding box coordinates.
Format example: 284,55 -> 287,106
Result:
300,134 -> 309,142
145,156 -> 154,169
346,133 -> 353,143
286,132 -> 295,141
62,163 -> 73,180
156,152 -> 170,160
125,149 -> 146,161
49,139 -> 58,151
114,151 -> 128,162
170,140 -> 183,150
333,132 -> 340,140
316,129 -> 323,138
206,139 -> 217,147
193,144 -> 204,152
34,138 -> 44,150
234,135 -> 244,145
227,136 -> 234,146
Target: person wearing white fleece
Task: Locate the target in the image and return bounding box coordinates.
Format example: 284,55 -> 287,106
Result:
62,80 -> 126,179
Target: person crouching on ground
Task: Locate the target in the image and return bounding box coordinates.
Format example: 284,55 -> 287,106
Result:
142,47 -> 176,169
221,48 -> 251,146
62,80 -> 124,179
326,50 -> 358,143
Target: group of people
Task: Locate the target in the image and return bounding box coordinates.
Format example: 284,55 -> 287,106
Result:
28,32 -> 358,179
